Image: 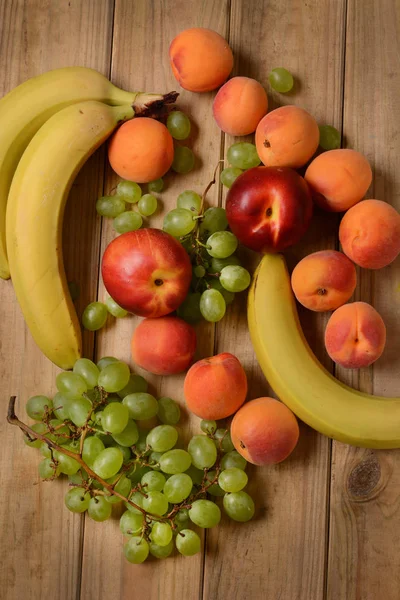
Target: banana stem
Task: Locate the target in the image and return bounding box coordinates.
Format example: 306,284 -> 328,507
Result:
132,91 -> 179,119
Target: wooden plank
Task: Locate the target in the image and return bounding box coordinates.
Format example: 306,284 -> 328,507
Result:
202,1 -> 347,599
327,1 -> 400,598
79,1 -> 229,598
0,1 -> 114,599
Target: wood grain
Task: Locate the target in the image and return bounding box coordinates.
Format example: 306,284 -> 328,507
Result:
327,1 -> 400,598
0,1 -> 114,599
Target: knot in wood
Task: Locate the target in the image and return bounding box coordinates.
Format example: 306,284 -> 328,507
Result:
347,455 -> 381,500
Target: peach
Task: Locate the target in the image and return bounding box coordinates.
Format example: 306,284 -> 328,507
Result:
291,250 -> 357,312
108,118 -> 174,183
231,397 -> 299,465
169,28 -> 233,93
213,77 -> 268,136
255,105 -> 319,169
183,353 -> 247,420
305,149 -> 372,212
339,199 -> 400,269
131,316 -> 196,375
325,302 -> 386,369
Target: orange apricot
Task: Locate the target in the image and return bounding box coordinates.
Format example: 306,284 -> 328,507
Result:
183,353 -> 247,420
325,302 -> 386,369
255,105 -> 319,169
169,28 -> 233,93
305,149 -> 372,212
339,199 -> 400,269
212,77 -> 268,136
108,118 -> 174,183
231,397 -> 300,465
291,250 -> 357,312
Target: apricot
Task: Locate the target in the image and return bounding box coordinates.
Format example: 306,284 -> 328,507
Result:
291,250 -> 357,312
131,316 -> 196,375
231,397 -> 299,465
213,77 -> 268,136
169,28 -> 233,92
305,149 -> 372,212
339,199 -> 400,269
255,105 -> 319,169
108,118 -> 174,183
183,353 -> 247,420
325,302 -> 386,369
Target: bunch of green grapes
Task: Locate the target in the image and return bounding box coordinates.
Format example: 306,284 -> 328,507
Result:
22,357 -> 255,564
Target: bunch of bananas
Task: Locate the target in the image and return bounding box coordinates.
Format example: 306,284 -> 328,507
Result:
1,67 -> 176,369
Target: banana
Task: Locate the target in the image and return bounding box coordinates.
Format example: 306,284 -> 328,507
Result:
6,101 -> 135,370
0,66 -> 173,279
248,253 -> 400,449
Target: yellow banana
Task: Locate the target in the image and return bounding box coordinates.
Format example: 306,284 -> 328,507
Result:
6,101 -> 135,370
0,66 -> 173,279
248,253 -> 400,449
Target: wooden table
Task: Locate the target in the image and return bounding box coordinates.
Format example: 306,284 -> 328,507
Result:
1,1 -> 399,598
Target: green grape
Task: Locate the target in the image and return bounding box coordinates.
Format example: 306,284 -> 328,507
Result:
176,529 -> 201,556
127,465 -> 150,486
157,397 -> 181,425
133,430 -> 149,454
104,473 -> 131,504
26,395 -> 53,421
214,428 -> 235,452
146,425 -> 178,452
120,510 -> 144,536
65,487 -> 90,513
73,358 -> 99,389
223,491 -> 255,522
177,190 -> 201,213
98,361 -> 130,393
206,278 -> 235,305
142,491 -> 169,516
199,207 -> 228,237
172,146 -> 195,174
227,142 -> 260,170
111,419 -> 139,446
88,496 -> 112,522
194,265 -> 205,278
189,499 -> 221,528
188,435 -> 217,469
68,397 -> 92,427
209,255 -> 241,273
218,467 -> 248,492
124,537 -> 149,564
200,419 -> 217,434
149,450 -> 164,470
82,436 -> 105,468
82,302 -> 108,331
56,372 -> 87,399
148,178 -> 164,193
174,508 -> 190,532
207,231 -> 238,259
200,289 -> 226,322
319,125 -> 341,150
268,67 -> 294,93
220,265 -> 251,293
149,539 -> 174,559
163,473 -> 192,503
141,470 -> 166,492
221,450 -> 247,471
101,402 -> 129,434
116,444 -> 132,462
163,208 -> 195,237
220,167 -> 243,188
151,522 -> 173,547
40,444 -> 51,458
204,470 -> 225,497
122,392 -> 158,420
97,356 -> 119,370
159,449 -> 191,474
68,470 -> 87,485
167,111 -> 191,140
113,211 -> 143,233
96,195 -> 126,218
92,447 -> 123,479
138,193 -> 158,216
125,491 -> 145,513
68,281 -> 80,302
105,296 -> 128,318
116,180 -> 142,203
184,465 -> 204,485
38,458 -> 59,479
54,449 -> 80,475
117,374 -> 148,398
176,292 -> 202,324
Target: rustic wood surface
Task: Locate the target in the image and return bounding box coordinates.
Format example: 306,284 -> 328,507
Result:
0,1 -> 399,599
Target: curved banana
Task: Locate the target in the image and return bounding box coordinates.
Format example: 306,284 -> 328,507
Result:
0,66 -> 172,279
6,101 -> 135,370
248,253 -> 400,449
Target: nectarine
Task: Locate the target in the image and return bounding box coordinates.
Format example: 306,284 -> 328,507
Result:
213,77 -> 268,136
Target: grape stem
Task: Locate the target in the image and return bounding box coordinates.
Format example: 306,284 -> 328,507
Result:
194,159 -> 224,241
